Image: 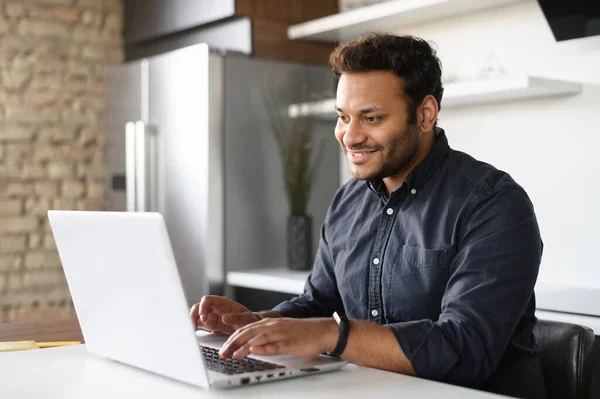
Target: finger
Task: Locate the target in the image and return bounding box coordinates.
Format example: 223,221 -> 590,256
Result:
223,320 -> 263,345
198,296 -> 217,321
223,318 -> 284,345
200,295 -> 244,319
221,312 -> 257,326
233,344 -> 252,359
189,303 -> 200,328
249,342 -> 284,356
199,312 -> 219,332
247,332 -> 282,347
219,324 -> 266,358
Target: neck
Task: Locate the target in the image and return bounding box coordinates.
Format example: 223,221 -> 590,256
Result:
382,129 -> 436,193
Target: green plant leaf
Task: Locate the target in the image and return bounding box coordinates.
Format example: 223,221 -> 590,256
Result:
262,81 -> 327,215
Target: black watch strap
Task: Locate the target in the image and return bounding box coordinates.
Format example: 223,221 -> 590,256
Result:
329,311 -> 349,357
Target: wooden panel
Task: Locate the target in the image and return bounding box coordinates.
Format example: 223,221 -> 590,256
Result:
237,0 -> 337,23
236,0 -> 338,65
0,318 -> 84,343
252,19 -> 336,65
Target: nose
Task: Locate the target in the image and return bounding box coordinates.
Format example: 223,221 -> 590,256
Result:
339,118 -> 367,150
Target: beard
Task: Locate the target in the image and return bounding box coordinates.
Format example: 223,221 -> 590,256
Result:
346,124 -> 421,182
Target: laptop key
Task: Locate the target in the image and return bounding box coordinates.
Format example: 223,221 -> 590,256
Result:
200,346 -> 284,376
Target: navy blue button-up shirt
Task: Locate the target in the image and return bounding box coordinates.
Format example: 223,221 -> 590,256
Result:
273,129 -> 545,398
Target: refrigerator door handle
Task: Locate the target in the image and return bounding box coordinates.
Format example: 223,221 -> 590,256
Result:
134,121 -> 147,212
125,122 -> 137,212
125,121 -> 157,212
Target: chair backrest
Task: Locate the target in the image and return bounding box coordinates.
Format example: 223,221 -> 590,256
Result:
534,319 -> 595,399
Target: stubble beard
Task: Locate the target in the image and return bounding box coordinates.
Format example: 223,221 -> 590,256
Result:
347,124 -> 421,182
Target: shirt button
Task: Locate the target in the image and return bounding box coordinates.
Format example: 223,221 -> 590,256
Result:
410,188 -> 417,195
386,208 -> 393,215
371,309 -> 379,317
373,258 -> 380,265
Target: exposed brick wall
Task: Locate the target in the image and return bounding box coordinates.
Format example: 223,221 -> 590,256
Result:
0,0 -> 123,322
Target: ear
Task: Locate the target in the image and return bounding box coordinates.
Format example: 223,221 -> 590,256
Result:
418,95 -> 439,133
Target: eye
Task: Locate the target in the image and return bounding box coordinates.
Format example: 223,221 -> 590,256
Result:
337,115 -> 349,123
364,116 -> 381,123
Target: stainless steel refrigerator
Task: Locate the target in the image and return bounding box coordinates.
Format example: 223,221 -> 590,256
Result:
102,44 -> 339,306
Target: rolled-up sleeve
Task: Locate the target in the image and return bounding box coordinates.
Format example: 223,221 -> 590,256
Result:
272,219 -> 344,318
387,181 -> 542,386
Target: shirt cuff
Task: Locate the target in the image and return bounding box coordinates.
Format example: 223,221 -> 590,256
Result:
271,302 -> 301,317
271,296 -> 322,318
387,319 -> 459,380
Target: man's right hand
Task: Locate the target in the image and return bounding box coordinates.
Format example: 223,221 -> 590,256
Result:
189,296 -> 260,335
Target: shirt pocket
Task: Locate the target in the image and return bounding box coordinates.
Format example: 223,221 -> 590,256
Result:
384,245 -> 448,322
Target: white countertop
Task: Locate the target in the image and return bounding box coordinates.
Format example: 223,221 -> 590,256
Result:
535,282 -> 600,317
0,345 -> 507,398
535,310 -> 600,334
227,267 -> 309,294
227,269 -> 600,333
534,282 -> 600,333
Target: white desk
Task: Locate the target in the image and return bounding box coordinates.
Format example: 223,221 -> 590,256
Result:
1,345 -> 507,398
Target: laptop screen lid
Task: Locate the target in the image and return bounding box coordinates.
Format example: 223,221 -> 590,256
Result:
48,210 -> 209,388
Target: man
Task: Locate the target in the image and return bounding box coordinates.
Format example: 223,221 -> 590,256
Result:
190,33 -> 545,398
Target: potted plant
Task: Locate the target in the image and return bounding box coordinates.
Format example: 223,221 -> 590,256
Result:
263,87 -> 325,271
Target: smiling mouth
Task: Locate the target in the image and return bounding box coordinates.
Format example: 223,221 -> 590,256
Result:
347,150 -> 377,163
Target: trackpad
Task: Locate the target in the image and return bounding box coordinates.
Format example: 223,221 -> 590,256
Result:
195,330 -> 228,348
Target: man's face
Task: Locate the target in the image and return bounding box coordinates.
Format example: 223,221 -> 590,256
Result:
334,71 -> 421,183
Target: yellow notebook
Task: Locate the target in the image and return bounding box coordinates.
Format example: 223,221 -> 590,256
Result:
0,341 -> 81,352
37,341 -> 81,348
0,341 -> 39,352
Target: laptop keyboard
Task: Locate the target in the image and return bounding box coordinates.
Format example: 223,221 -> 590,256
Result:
201,346 -> 285,375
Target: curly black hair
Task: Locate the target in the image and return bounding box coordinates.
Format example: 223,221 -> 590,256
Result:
329,33 -> 444,125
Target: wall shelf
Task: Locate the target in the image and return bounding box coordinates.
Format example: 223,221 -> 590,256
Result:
288,98 -> 336,120
287,75 -> 582,120
227,267 -> 309,295
288,0 -> 525,42
439,75 -> 582,108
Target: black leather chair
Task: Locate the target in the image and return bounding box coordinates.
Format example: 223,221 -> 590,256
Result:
534,319 -> 595,399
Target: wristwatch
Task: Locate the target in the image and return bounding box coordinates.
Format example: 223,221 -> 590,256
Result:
328,311 -> 350,357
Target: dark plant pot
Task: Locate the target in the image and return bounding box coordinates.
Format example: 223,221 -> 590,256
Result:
287,215 -> 312,271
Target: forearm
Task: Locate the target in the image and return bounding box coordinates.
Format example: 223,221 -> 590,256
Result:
335,319 -> 415,375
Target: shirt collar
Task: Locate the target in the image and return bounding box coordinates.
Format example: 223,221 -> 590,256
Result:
366,127 -> 450,198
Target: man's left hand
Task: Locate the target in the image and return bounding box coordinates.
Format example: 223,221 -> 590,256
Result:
218,317 -> 338,359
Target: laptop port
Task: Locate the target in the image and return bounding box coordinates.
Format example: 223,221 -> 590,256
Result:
267,374 -> 274,378
279,372 -> 286,376
241,378 -> 250,385
301,367 -> 320,373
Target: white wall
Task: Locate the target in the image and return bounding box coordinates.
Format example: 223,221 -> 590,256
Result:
340,0 -> 600,288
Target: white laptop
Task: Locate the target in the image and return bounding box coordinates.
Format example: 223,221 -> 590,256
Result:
47,210 -> 347,389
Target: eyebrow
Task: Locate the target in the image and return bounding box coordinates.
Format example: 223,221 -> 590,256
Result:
335,106 -> 383,115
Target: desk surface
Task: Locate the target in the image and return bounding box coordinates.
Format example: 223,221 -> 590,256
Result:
0,345 -> 506,399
